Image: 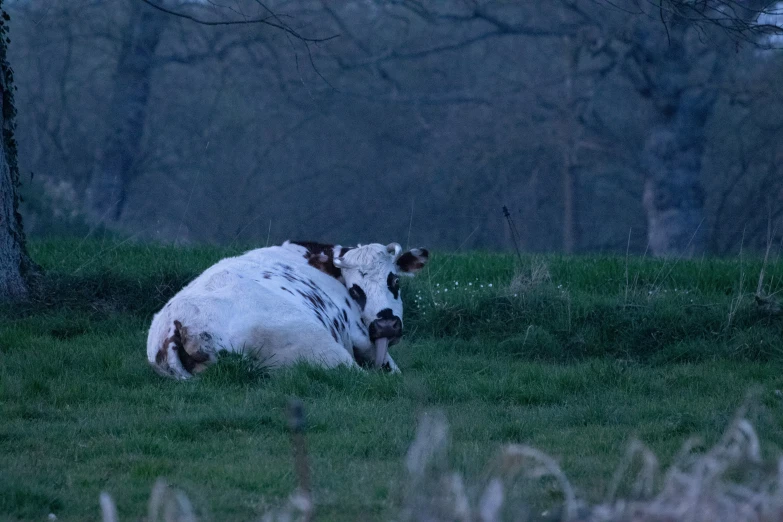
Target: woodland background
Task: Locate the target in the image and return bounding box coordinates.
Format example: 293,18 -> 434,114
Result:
10,0 -> 783,256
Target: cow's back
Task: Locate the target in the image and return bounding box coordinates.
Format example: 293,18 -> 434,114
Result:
147,245 -> 358,378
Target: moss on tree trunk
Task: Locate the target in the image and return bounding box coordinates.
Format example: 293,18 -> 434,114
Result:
0,1 -> 37,301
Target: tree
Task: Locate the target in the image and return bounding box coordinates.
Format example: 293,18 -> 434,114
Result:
0,0 -> 36,301
87,2 -> 169,224
8,0 -> 781,254
588,0 -> 781,256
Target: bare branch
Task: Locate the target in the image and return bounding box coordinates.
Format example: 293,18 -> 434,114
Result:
139,0 -> 339,43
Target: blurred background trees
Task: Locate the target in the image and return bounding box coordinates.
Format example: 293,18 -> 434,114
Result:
8,0 -> 783,256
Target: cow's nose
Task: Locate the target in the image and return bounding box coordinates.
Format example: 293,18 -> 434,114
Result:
369,315 -> 402,342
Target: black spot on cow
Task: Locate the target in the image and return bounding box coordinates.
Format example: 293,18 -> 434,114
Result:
387,272 -> 400,299
349,284 -> 367,310
345,297 -> 352,309
330,326 -> 339,342
333,318 -> 341,332
281,286 -> 294,295
342,309 -> 348,322
376,308 -> 395,320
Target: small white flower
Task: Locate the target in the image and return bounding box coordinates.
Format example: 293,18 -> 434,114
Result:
480,284 -> 484,288
488,283 -> 493,287
468,282 -> 472,286
444,288 -> 448,292
454,281 -> 459,286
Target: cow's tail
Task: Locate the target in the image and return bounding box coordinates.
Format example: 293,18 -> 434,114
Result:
148,320 -> 209,380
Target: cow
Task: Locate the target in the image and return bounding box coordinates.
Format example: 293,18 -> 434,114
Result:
146,240 -> 429,379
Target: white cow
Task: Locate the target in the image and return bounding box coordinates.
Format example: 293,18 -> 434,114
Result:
146,240 -> 429,379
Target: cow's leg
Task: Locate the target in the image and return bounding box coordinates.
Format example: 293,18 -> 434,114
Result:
383,354 -> 401,374
304,341 -> 360,370
256,338 -> 360,371
149,320 -> 218,379
352,345 -> 400,373
228,317 -> 359,371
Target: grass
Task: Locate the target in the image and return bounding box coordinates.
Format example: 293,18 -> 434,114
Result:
1,239 -> 783,521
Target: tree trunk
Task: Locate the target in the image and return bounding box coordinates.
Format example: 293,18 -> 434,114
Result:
642,76 -> 718,257
87,3 -> 167,223
562,148 -> 578,254
0,1 -> 36,301
560,34 -> 583,254
633,19 -> 721,257
642,122 -> 707,257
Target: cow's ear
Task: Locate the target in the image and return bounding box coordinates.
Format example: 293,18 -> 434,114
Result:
396,248 -> 429,276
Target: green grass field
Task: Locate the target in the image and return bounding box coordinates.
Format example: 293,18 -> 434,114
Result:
2,239 -> 783,521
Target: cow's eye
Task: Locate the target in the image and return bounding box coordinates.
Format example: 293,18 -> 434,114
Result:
387,272 -> 400,299
349,284 -> 367,310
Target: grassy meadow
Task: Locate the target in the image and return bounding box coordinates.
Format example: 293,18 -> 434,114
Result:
2,239 -> 783,521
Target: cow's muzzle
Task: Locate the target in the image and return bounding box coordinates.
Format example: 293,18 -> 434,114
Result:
369,316 -> 402,343
368,312 -> 402,368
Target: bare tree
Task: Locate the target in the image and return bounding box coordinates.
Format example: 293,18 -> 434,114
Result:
599,0 -> 781,255
8,0 -> 782,254
87,2 -> 169,223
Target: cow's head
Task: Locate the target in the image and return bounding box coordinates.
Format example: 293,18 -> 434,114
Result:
333,243 -> 428,367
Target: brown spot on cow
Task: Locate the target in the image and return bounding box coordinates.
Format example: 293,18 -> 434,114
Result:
291,241 -> 353,280
396,248 -> 430,274
168,320 -> 212,375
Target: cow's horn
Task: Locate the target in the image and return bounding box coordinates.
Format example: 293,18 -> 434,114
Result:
333,257 -> 358,269
387,243 -> 402,259
332,246 -> 358,269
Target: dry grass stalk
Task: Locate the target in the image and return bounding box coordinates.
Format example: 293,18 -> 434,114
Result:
754,227 -> 782,316
508,259 -> 551,295
99,492 -> 118,522
100,480 -> 197,522
261,398 -> 314,522
402,406 -> 783,522
95,403 -> 783,522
